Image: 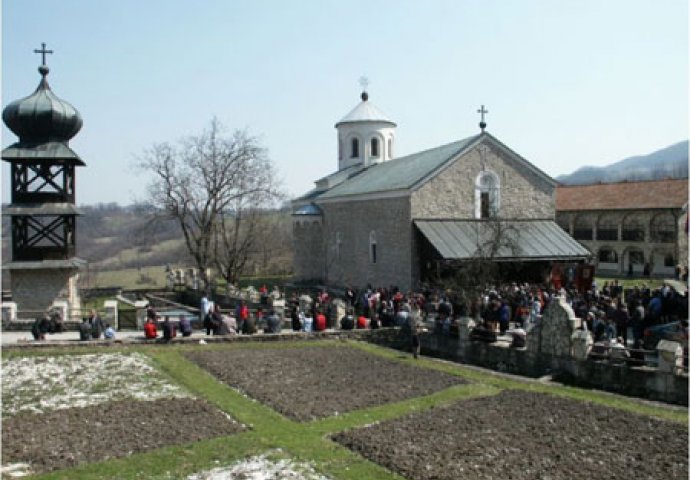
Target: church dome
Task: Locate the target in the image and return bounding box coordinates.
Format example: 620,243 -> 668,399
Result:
335,91 -> 396,128
3,65 -> 83,143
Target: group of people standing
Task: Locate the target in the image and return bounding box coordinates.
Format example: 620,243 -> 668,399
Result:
199,294 -> 282,335
78,309 -> 114,341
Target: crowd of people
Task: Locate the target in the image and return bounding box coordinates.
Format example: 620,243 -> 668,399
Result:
68,278 -> 686,354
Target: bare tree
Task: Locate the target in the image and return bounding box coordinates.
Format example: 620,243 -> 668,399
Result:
138,118 -> 281,289
437,217 -> 522,291
465,218 -> 522,286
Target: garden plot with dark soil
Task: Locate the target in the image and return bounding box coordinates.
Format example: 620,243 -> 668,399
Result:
2,397 -> 244,475
185,345 -> 466,421
1,352 -> 245,477
332,389 -> 688,480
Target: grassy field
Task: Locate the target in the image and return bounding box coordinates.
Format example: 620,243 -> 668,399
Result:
3,340 -> 686,480
85,266 -> 292,292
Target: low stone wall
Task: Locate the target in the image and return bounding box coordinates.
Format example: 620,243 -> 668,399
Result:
415,330 -> 688,406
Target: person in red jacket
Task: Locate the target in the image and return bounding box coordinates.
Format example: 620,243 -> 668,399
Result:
144,317 -> 158,339
314,310 -> 327,331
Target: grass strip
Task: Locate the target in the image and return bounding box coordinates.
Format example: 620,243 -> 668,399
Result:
146,349 -> 292,432
306,382 -> 500,436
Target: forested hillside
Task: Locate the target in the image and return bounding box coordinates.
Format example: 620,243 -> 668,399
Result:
1,203 -> 294,279
557,140 -> 688,184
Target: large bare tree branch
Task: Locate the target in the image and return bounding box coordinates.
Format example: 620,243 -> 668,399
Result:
137,118 -> 283,288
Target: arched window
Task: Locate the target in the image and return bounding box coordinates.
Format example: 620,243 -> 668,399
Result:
474,171 -> 500,219
573,215 -> 593,240
650,213 -> 676,243
370,138 -> 379,157
369,231 -> 377,264
628,250 -> 644,265
351,138 -> 359,158
598,247 -> 618,264
597,214 -> 618,241
622,216 -> 644,242
387,138 -> 392,159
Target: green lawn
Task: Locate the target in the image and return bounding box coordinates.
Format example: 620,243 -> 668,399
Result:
16,340 -> 686,480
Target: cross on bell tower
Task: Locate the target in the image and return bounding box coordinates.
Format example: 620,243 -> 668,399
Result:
477,104 -> 488,132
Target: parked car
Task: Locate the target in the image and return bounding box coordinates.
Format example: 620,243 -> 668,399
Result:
643,320 -> 689,350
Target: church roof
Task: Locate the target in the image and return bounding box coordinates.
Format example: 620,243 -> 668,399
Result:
296,132 -> 556,203
556,178 -> 688,211
335,94 -> 396,127
318,135 -> 480,199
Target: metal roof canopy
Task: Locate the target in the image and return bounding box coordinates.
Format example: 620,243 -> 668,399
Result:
415,219 -> 591,261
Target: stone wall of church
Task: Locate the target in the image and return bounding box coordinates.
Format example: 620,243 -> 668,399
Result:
292,219 -> 325,282
411,146 -> 554,220
319,196 -> 413,290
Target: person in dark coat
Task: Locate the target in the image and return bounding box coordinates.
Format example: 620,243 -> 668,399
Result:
179,316 -> 193,337
31,314 -> 50,340
162,317 -> 176,341
264,310 -> 282,334
290,305 -> 302,332
242,314 -> 257,335
79,318 -> 91,341
89,309 -> 104,339
340,309 -> 355,330
210,304 -> 223,335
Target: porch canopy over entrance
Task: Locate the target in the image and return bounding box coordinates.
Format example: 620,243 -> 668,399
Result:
415,219 -> 591,261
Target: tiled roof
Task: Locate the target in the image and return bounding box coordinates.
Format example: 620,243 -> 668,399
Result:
556,178 -> 688,211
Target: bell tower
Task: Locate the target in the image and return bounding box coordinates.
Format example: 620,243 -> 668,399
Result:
335,79 -> 397,171
2,43 -> 86,316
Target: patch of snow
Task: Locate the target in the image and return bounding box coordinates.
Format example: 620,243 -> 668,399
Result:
186,452 -> 329,480
0,463 -> 33,477
2,352 -> 191,417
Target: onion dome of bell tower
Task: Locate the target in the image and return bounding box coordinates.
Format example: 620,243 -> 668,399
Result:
2,54 -> 82,144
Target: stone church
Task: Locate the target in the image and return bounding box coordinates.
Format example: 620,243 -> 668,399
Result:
292,90 -> 589,290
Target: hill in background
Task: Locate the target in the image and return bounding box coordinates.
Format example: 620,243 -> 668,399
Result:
1,203 -> 293,289
556,140 -> 688,185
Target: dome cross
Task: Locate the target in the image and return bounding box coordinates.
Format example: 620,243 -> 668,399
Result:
34,42 -> 53,66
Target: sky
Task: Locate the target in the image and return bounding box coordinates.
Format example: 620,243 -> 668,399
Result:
2,0 -> 688,206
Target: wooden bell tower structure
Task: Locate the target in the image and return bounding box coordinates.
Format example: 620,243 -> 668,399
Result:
2,43 -> 86,315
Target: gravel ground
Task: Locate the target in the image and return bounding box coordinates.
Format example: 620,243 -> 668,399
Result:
332,389 -> 688,480
185,345 -> 466,421
1,398 -> 244,475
